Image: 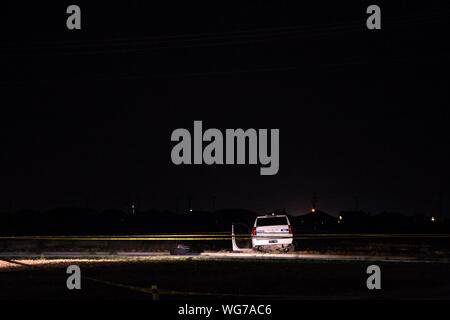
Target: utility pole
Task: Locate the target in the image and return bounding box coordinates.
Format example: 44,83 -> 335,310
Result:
175,196 -> 180,214
353,195 -> 360,211
311,192 -> 318,213
187,195 -> 193,213
211,195 -> 216,212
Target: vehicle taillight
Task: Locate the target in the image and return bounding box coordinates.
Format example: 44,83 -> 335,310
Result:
251,227 -> 256,236
288,225 -> 293,234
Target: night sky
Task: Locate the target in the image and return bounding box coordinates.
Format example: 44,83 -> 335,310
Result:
0,1 -> 448,216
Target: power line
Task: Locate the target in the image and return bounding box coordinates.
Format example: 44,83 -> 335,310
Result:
1,11 -> 448,56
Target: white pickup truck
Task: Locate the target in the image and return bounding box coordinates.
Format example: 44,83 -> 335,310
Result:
251,214 -> 294,252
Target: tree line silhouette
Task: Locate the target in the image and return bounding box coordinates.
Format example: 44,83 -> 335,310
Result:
0,207 -> 448,236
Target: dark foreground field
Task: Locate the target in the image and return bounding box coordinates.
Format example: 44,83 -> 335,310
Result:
1,256 -> 449,300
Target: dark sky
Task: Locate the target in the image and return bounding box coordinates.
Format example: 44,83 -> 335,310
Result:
0,1 -> 449,216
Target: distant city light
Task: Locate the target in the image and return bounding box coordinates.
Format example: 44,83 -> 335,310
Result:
189,209 -> 193,212
339,215 -> 343,221
312,208 -> 316,213
431,216 -> 435,222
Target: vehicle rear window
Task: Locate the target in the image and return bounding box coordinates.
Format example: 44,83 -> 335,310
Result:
256,217 -> 288,226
